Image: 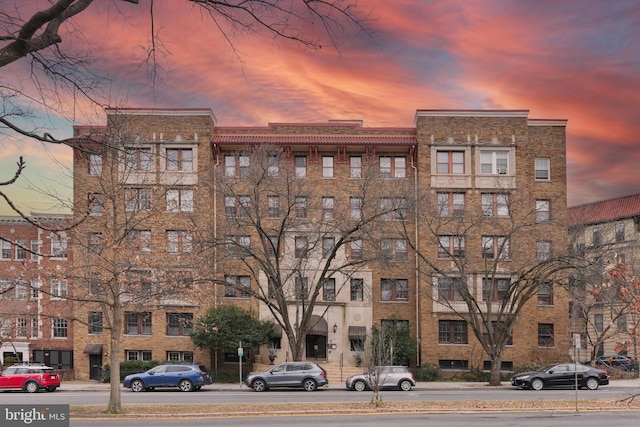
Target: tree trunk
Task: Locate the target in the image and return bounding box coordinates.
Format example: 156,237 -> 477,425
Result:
489,354 -> 503,386
107,299 -> 123,413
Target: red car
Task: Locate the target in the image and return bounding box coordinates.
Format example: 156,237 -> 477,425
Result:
0,363 -> 61,393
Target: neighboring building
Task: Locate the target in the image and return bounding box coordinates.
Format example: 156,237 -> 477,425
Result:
67,108 -> 570,380
568,194 -> 640,360
0,214 -> 74,371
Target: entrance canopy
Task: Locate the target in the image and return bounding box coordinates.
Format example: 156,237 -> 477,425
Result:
83,344 -> 103,355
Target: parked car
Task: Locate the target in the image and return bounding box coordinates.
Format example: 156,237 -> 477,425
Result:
122,364 -> 212,392
346,366 -> 415,391
596,355 -> 638,370
245,362 -> 328,392
511,363 -> 609,390
0,363 -> 61,393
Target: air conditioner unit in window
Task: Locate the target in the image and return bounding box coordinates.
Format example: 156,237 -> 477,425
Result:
497,168 -> 507,174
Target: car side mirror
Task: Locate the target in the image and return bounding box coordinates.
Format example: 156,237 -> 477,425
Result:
548,370 -> 553,374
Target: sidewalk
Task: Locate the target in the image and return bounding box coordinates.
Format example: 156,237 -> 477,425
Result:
60,378 -> 640,391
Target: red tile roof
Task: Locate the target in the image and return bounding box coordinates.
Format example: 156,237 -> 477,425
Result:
211,134 -> 417,146
568,194 -> 640,227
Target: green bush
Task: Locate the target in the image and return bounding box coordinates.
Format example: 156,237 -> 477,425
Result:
101,360 -> 161,383
414,364 -> 441,382
213,371 -> 240,384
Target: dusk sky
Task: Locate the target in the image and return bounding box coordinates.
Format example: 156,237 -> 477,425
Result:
1,0 -> 639,215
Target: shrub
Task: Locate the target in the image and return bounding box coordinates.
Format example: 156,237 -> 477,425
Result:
414,364 -> 441,382
101,360 -> 161,383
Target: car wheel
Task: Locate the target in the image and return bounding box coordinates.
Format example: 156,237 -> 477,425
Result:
353,380 -> 367,392
46,386 -> 57,392
24,381 -> 39,393
303,379 -> 317,392
399,380 -> 413,391
531,378 -> 544,391
130,380 -> 145,392
252,379 -> 267,392
585,377 -> 599,390
179,379 -> 193,392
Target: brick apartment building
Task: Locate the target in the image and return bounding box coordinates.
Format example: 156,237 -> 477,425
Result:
0,214 -> 74,373
568,194 -> 640,361
65,108 -> 569,380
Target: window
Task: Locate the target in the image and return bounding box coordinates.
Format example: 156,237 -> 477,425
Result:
594,314 -> 603,332
295,277 -> 309,300
52,318 -> 68,338
381,238 -> 407,261
166,313 -> 193,336
89,312 -> 103,334
30,318 -> 38,338
265,235 -> 279,258
537,240 -> 551,261
127,229 -> 151,253
1,241 -> 10,259
350,156 -> 362,178
439,320 -> 468,344
483,322 -> 512,346
592,227 -> 602,246
536,200 -> 550,222
50,278 -> 68,298
480,150 -> 509,174
350,197 -> 362,219
30,279 -> 40,299
166,230 -> 192,253
481,236 -> 510,260
323,278 -> 336,301
438,193 -> 465,216
294,236 -> 308,258
436,151 -> 465,174
125,312 -> 152,335
350,239 -> 362,259
322,197 -> 334,219
225,195 -> 250,218
438,235 -> 465,258
126,350 -> 152,361
125,147 -> 152,171
381,197 -> 406,221
225,235 -> 250,258
89,193 -> 103,216
125,188 -> 152,212
538,281 -> 553,305
224,155 -> 250,177
322,156 -> 334,178
89,275 -> 104,296
167,351 -> 194,362
482,278 -> 510,302
295,156 -> 306,177
381,278 -> 408,301
538,323 -> 554,347
615,222 -> 625,242
350,278 -> 364,301
15,239 -> 26,260
51,232 -> 68,258
481,193 -> 509,216
88,232 -> 104,253
30,240 -> 39,261
295,196 -> 307,218
224,276 -> 251,298
166,188 -> 193,212
379,156 -> 406,178
16,318 -> 27,337
437,277 -> 465,301
166,148 -> 193,171
88,153 -> 102,176
15,280 -> 26,300
535,158 -> 550,181
322,237 -> 335,258
618,314 -> 627,332
268,155 -> 279,177
268,196 -> 279,218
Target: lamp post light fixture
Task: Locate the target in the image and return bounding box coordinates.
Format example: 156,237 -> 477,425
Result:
333,323 -> 338,333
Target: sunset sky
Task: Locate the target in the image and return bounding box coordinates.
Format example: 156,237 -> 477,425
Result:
1,0 -> 639,215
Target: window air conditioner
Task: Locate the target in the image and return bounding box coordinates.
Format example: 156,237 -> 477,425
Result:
497,168 -> 507,174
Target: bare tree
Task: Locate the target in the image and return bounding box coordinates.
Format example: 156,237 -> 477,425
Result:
402,188 -> 572,386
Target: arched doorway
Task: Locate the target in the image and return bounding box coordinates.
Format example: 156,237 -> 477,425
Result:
305,315 -> 327,359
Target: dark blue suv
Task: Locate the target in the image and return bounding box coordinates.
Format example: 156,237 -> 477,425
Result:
123,364 -> 212,392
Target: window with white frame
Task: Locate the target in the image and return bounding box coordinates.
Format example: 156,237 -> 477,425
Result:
323,278 -> 336,301
30,280 -> 40,299
439,320 -> 468,344
88,312 -> 103,334
537,240 -> 551,261
30,240 -> 39,261
127,229 -> 151,253
350,239 -> 363,259
166,313 -> 193,336
437,277 -> 465,301
438,192 -> 465,216
88,232 -> 104,254
268,196 -> 280,218
536,199 -> 550,222
125,188 -> 152,212
351,197 -> 362,219
225,235 -> 250,258
125,312 -> 152,335
295,277 -> 309,300
15,239 -> 26,260
294,156 -> 307,177
381,197 -> 406,221
294,236 -> 308,258
381,238 -> 407,261
16,317 -> 27,337
481,236 -> 510,260
538,323 -> 554,347
89,193 -> 103,216
535,158 -> 550,181
350,278 -> 364,301
381,278 -> 408,301
52,318 -> 68,338
166,188 -> 193,212
88,153 -> 102,176
436,151 -> 465,174
50,278 -> 68,298
1,241 -> 10,259
268,155 -> 279,177
379,156 -> 406,178
126,350 -> 152,361
537,281 -> 553,305
322,237 -> 335,258
479,150 -> 509,174
30,318 -> 38,338
350,156 -> 362,178
166,230 -> 193,253
295,196 -> 307,218
225,155 -> 250,177
167,351 -> 194,362
224,195 -> 250,218
481,193 -> 509,216
125,147 -> 152,171
482,278 -> 510,302
166,148 -> 193,171
322,197 -> 334,219
438,235 -> 465,258
15,280 -> 26,300
322,156 -> 334,178
51,232 -> 68,258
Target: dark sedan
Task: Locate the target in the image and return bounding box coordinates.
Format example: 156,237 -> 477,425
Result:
511,363 -> 609,390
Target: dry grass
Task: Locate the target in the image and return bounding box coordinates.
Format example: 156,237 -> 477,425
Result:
70,398 -> 640,419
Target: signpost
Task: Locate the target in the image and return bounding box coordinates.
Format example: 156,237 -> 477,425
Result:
238,341 -> 244,388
